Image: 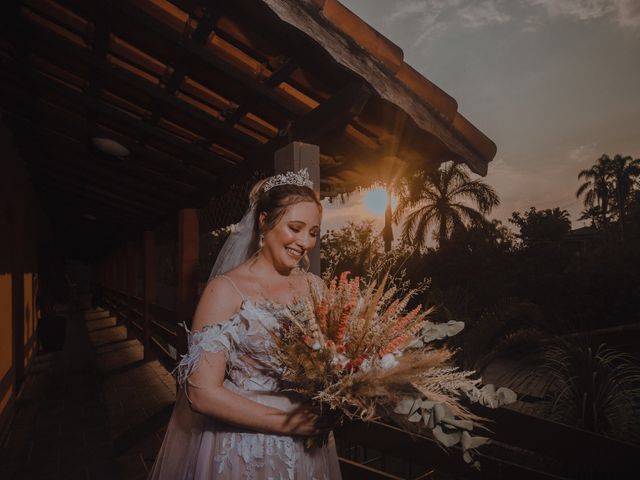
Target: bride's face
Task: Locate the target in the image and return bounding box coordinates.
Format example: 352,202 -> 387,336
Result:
261,201 -> 321,271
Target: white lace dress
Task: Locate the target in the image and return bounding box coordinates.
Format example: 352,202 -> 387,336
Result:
147,297 -> 342,479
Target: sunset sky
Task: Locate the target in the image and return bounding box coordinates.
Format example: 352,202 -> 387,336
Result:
322,0 -> 640,237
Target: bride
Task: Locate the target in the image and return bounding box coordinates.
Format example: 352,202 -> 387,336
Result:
148,170 -> 342,479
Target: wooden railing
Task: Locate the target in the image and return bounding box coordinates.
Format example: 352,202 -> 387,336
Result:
102,286 -> 178,369
100,285 -> 640,479
94,209 -> 640,479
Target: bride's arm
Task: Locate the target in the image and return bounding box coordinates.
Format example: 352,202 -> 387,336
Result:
185,277 -> 322,436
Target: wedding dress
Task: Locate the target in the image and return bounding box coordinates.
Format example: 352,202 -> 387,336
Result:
147,276 -> 342,480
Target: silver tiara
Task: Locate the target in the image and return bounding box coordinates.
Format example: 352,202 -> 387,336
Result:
262,168 -> 314,192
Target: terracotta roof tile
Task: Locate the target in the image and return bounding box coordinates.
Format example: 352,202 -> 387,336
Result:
395,62 -> 458,123
311,0 -> 404,74
308,0 -> 496,171
453,112 -> 497,172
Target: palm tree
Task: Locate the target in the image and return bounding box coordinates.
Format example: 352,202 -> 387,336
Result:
576,154 -> 612,229
394,162 -> 500,249
382,187 -> 393,252
609,154 -> 640,233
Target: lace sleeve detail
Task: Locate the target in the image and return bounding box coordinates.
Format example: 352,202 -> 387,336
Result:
175,317 -> 241,386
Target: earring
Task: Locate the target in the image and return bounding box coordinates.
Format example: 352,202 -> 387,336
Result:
258,233 -> 264,249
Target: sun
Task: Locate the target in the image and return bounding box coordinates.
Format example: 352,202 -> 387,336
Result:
363,187 -> 397,215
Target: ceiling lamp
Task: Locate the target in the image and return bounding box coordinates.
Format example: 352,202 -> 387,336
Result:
91,137 -> 130,157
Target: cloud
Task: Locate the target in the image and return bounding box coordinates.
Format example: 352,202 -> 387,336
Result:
529,0 -> 640,29
616,0 -> 640,28
458,1 -> 511,28
386,0 -> 640,44
529,0 -> 614,20
387,0 -> 509,46
388,0 -> 431,21
568,143 -> 598,163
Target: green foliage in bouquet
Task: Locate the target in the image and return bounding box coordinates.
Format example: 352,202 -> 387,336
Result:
272,271 -> 517,467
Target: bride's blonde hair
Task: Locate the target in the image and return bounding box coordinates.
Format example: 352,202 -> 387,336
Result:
248,179 -> 322,255
252,180 -> 321,230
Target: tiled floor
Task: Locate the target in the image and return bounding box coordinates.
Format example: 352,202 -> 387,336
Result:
87,313 -> 175,479
0,306 -> 176,480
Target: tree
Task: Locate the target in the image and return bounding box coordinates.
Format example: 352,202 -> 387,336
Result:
509,207 -> 571,248
447,219 -> 515,254
577,154 -> 612,229
609,154 -> 640,234
394,162 -> 500,249
320,220 -> 383,277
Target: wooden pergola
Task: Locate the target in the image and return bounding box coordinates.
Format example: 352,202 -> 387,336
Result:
0,0 -> 495,257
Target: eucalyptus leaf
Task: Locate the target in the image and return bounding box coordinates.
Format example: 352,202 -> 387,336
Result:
442,418 -> 474,431
461,430 -> 490,450
408,411 -> 422,422
497,387 -> 517,405
432,426 -> 461,447
394,398 -> 418,415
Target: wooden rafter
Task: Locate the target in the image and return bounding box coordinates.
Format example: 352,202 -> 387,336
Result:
23,69 -> 232,176
204,81 -> 373,193
223,57 -> 299,127
111,1 -> 308,117
36,162 -> 173,211
35,171 -> 162,214
40,191 -> 146,226
86,0 -> 110,99
289,82 -> 372,143
15,20 -> 254,163
37,179 -> 158,221
3,109 -> 214,197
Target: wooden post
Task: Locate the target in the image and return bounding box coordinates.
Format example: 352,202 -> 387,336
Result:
120,246 -> 127,294
176,209 -> 199,357
111,252 -> 116,290
274,141 -> 321,275
126,242 -> 135,298
126,241 -> 136,339
11,191 -> 25,390
115,247 -> 124,325
143,230 -> 155,361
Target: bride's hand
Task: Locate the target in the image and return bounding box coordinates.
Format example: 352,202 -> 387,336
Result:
282,404 -> 336,437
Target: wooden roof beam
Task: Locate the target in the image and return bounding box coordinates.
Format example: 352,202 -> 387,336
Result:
224,57 -> 299,127
11,21 -> 251,166
37,162 -> 173,211
40,189 -> 147,226
40,153 -> 187,205
3,109 -> 213,197
111,2 -> 308,116
35,171 -> 163,214
25,68 -> 231,177
86,1 -> 111,99
288,82 -> 372,143
161,4 -> 220,95
206,81 -> 373,193
149,4 -> 221,127
37,178 -> 159,221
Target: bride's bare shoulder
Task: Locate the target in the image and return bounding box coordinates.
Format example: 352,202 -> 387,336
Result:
192,276 -> 242,330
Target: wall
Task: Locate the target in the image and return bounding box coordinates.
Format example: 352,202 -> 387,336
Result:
0,118 -> 51,432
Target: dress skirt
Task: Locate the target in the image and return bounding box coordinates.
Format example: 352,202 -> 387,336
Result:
147,385 -> 342,480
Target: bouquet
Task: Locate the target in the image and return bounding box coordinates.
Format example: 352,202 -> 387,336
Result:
274,271 -> 516,466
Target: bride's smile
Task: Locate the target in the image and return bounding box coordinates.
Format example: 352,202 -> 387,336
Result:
260,201 -> 321,271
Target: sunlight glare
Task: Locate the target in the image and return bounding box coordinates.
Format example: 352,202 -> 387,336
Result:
363,187 -> 397,215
